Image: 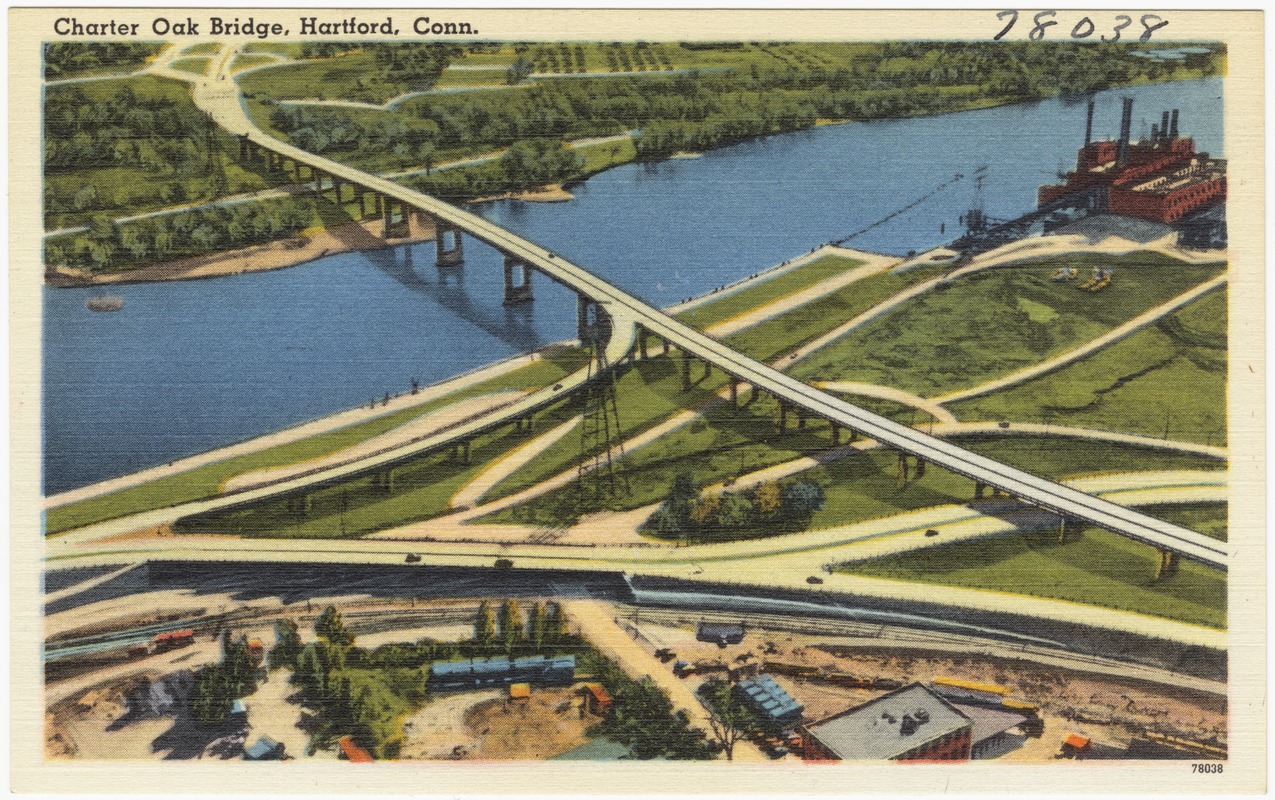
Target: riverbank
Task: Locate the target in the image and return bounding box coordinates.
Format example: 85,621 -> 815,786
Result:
44,214 -> 437,288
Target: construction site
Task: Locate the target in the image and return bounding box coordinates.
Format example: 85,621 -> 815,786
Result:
43,579 -> 1228,764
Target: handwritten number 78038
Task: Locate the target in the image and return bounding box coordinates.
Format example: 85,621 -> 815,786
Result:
994,11 -> 1168,42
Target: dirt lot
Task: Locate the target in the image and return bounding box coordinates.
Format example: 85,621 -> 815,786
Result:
400,687 -> 595,761
628,620 -> 1226,760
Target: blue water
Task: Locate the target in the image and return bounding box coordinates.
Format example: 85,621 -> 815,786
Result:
42,78 -> 1223,493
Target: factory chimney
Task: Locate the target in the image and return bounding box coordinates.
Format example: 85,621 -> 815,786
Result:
1169,109 -> 1180,139
1084,98 -> 1095,146
1160,111 -> 1171,142
1116,97 -> 1134,166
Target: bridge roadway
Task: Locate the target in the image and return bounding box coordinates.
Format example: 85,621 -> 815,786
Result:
165,47 -> 1228,570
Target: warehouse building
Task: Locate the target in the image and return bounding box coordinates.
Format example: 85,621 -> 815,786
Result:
734,674 -> 804,731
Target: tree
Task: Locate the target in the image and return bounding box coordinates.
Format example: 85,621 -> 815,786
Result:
698,680 -> 755,761
497,599 -> 523,650
751,481 -> 783,518
781,480 -> 826,521
473,600 -> 496,646
315,606 -> 355,648
268,619 -> 303,670
527,602 -> 545,651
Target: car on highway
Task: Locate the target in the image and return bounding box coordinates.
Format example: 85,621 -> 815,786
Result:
806,576 -> 824,584
925,529 -> 940,537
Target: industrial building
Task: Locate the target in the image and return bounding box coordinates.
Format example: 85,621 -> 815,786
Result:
802,683 -> 973,762
1038,98 -> 1226,228
427,654 -> 576,692
734,674 -> 804,731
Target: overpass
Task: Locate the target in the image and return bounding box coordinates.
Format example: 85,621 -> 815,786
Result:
142,46 -> 1228,572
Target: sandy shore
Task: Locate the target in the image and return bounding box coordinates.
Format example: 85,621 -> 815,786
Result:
468,183 -> 575,204
44,214 -> 437,288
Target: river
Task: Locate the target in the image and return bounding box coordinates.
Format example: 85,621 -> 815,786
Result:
42,78 -> 1223,494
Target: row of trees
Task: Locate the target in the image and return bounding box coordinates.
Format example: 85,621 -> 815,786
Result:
643,472 -> 826,542
471,599 -> 572,656
43,42 -> 160,79
264,40 -> 1204,176
45,196 -> 318,273
44,85 -> 212,173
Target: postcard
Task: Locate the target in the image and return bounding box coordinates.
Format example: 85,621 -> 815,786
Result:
11,7 -> 1265,794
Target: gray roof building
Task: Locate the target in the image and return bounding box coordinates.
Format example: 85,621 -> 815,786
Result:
802,683 -> 973,761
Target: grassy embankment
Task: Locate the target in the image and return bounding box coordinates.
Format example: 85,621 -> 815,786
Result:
232,54 -> 278,73
170,58 -> 210,75
791,253 -> 1225,398
839,519 -> 1226,629
45,349 -> 588,535
826,437 -> 1227,629
949,288 -> 1227,445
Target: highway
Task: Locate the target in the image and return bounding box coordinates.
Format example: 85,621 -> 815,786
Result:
175,45 -> 1232,571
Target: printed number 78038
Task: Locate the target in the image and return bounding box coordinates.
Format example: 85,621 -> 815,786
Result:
1192,764 -> 1224,774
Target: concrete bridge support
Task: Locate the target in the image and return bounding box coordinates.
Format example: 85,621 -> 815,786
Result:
577,297 -> 610,345
503,257 -> 534,305
436,224 -> 464,267
371,470 -> 396,494
729,378 -> 738,405
637,330 -> 649,360
896,453 -> 910,486
777,403 -> 789,434
973,481 -> 987,500
1154,549 -> 1181,580
381,196 -> 412,239
1057,517 -> 1083,543
452,441 -> 471,464
679,350 -> 692,392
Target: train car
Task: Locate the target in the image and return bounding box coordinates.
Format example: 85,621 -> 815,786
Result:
930,676 -> 1009,706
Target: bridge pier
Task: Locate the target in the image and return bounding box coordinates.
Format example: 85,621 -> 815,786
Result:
914,458 -> 926,478
286,494 -> 312,516
777,403 -> 788,434
637,330 -> 649,360
729,378 -> 738,405
896,453 -> 910,486
1057,517 -> 1083,543
453,441 -> 471,464
381,197 -> 411,239
973,481 -> 987,500
1154,549 -> 1180,580
503,256 -> 534,305
436,224 -> 464,267
680,350 -> 692,392
796,408 -> 807,430
577,297 -> 609,345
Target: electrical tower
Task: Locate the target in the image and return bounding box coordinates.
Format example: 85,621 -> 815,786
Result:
576,335 -> 628,504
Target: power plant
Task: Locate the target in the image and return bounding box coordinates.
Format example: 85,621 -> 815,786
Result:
1039,97 -> 1227,240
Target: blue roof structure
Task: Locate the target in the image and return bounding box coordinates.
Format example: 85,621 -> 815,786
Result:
428,654 -> 577,691
736,674 -> 804,726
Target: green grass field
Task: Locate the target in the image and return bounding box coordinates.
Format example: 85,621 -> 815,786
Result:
232,54 -> 279,73
948,289 -> 1227,445
724,262 -> 952,364
804,435 -> 1224,532
792,253 -> 1225,397
1136,502 -> 1227,541
170,57 -> 210,76
839,523 -> 1225,629
45,350 -> 588,535
676,255 -> 867,331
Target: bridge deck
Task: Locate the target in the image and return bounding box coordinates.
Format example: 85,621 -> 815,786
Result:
186,51 -> 1227,571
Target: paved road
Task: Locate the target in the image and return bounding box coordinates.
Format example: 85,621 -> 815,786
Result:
181,44 -> 1227,570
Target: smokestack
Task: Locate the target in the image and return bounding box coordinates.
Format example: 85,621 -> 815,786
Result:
1161,111 -> 1170,141
1117,97 -> 1134,166
1084,99 -> 1095,146
1151,124 -> 1159,140
1170,109 -> 1180,139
